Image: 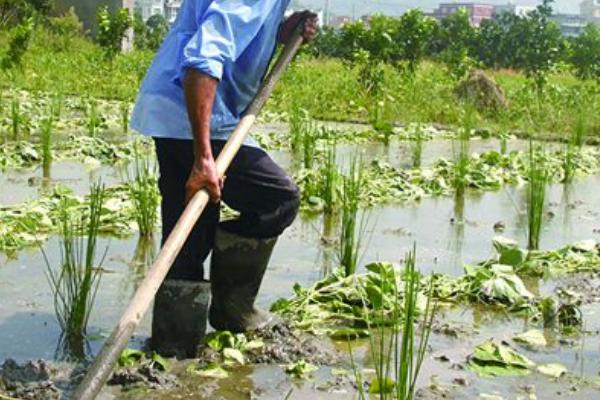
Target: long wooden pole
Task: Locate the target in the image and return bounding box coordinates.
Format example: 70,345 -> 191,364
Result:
71,29 -> 305,400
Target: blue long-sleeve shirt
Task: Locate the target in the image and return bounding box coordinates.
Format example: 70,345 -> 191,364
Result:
130,0 -> 290,145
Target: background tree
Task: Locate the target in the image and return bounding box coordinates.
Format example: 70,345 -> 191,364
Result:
519,0 -> 563,93
394,9 -> 436,75
434,9 -> 477,80
571,24 -> 600,82
96,6 -> 131,59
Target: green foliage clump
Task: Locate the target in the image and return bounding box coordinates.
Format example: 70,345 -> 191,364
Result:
133,12 -> 168,51
47,7 -> 83,51
1,17 -> 34,69
571,24 -> 600,82
96,6 -> 131,59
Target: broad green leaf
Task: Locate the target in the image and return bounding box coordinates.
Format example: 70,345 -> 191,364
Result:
189,363 -> 229,379
285,360 -> 318,379
118,348 -> 144,367
150,352 -> 170,371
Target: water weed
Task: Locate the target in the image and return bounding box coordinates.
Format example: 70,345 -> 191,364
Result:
40,117 -> 53,178
452,106 -> 474,197
126,145 -> 160,237
11,98 -> 20,141
527,143 -> 549,250
339,156 -> 366,277
43,184 -> 106,359
411,125 -> 424,168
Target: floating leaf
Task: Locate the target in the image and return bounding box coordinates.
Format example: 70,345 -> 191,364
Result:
537,363 -> 567,379
285,360 -> 318,379
513,329 -> 547,348
468,341 -> 535,377
369,377 -> 396,394
188,363 -> 229,379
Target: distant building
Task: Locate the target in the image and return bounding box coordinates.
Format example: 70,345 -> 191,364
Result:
580,0 -> 600,22
494,3 -> 535,17
431,3 -> 495,27
164,0 -> 182,24
135,0 -> 164,21
552,13 -> 588,36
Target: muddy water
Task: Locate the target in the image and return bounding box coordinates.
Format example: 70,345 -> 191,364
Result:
1,132 -> 600,399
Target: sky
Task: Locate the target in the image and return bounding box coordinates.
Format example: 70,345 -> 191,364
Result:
293,0 -> 579,17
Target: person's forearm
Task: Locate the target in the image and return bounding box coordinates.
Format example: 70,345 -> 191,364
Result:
183,69 -> 218,163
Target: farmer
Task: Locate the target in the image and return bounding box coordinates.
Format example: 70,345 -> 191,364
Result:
130,1 -> 318,358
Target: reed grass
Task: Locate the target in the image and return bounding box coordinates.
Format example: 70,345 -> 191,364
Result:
126,144 -> 159,237
351,247 -> 436,400
411,125 -> 424,168
120,100 -> 129,134
302,120 -> 318,170
338,156 -> 366,277
43,184 -> 106,359
11,98 -> 20,140
289,106 -> 304,153
86,99 -> 100,137
527,143 -> 549,251
318,140 -> 339,216
40,116 -> 53,177
452,106 -> 473,197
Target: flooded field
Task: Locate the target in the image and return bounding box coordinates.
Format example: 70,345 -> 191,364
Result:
1,124 -> 600,399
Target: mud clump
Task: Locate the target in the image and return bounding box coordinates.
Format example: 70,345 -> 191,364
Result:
0,359 -> 60,400
455,70 -> 507,112
246,323 -> 339,365
109,364 -> 178,390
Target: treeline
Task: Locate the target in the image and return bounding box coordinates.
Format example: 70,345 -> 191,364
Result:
309,0 -> 600,84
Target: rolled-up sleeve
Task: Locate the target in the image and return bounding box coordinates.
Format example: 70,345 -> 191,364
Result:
173,0 -> 280,85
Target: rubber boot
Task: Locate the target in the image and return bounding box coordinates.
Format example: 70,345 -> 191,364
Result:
151,279 -> 210,358
209,228 -> 278,333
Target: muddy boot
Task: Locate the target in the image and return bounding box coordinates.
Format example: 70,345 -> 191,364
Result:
209,228 -> 278,333
151,280 -> 210,358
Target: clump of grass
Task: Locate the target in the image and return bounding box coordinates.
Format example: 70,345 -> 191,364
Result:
289,106 -> 305,153
372,100 -> 395,146
319,140 -> 339,216
302,120 -> 318,170
120,100 -> 129,134
452,106 -> 474,197
351,246 -> 436,400
572,109 -> 586,148
127,144 -> 160,237
44,184 -> 106,359
86,98 -> 101,137
51,93 -> 63,121
338,156 -> 367,277
411,125 -> 424,168
40,116 -> 53,178
527,143 -> 549,251
11,98 -> 20,140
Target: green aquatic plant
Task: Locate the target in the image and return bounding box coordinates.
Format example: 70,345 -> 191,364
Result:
302,120 -> 318,170
288,106 -> 305,153
319,140 -> 339,216
339,156 -> 366,277
452,106 -> 473,196
40,116 -> 53,177
120,100 -> 129,134
11,98 -> 20,141
573,109 -> 587,148
527,144 -> 549,250
126,145 -> 160,237
43,184 -> 106,359
86,98 -> 101,137
411,125 -> 424,168
362,248 -> 435,400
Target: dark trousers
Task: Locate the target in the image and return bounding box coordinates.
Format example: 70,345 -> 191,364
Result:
154,138 -> 300,282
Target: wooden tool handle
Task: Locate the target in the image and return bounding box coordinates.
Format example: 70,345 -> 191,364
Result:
71,28 -> 305,400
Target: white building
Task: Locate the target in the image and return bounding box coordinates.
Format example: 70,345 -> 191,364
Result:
165,0 -> 182,24
580,0 -> 600,21
495,2 -> 535,17
135,0 -> 165,21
